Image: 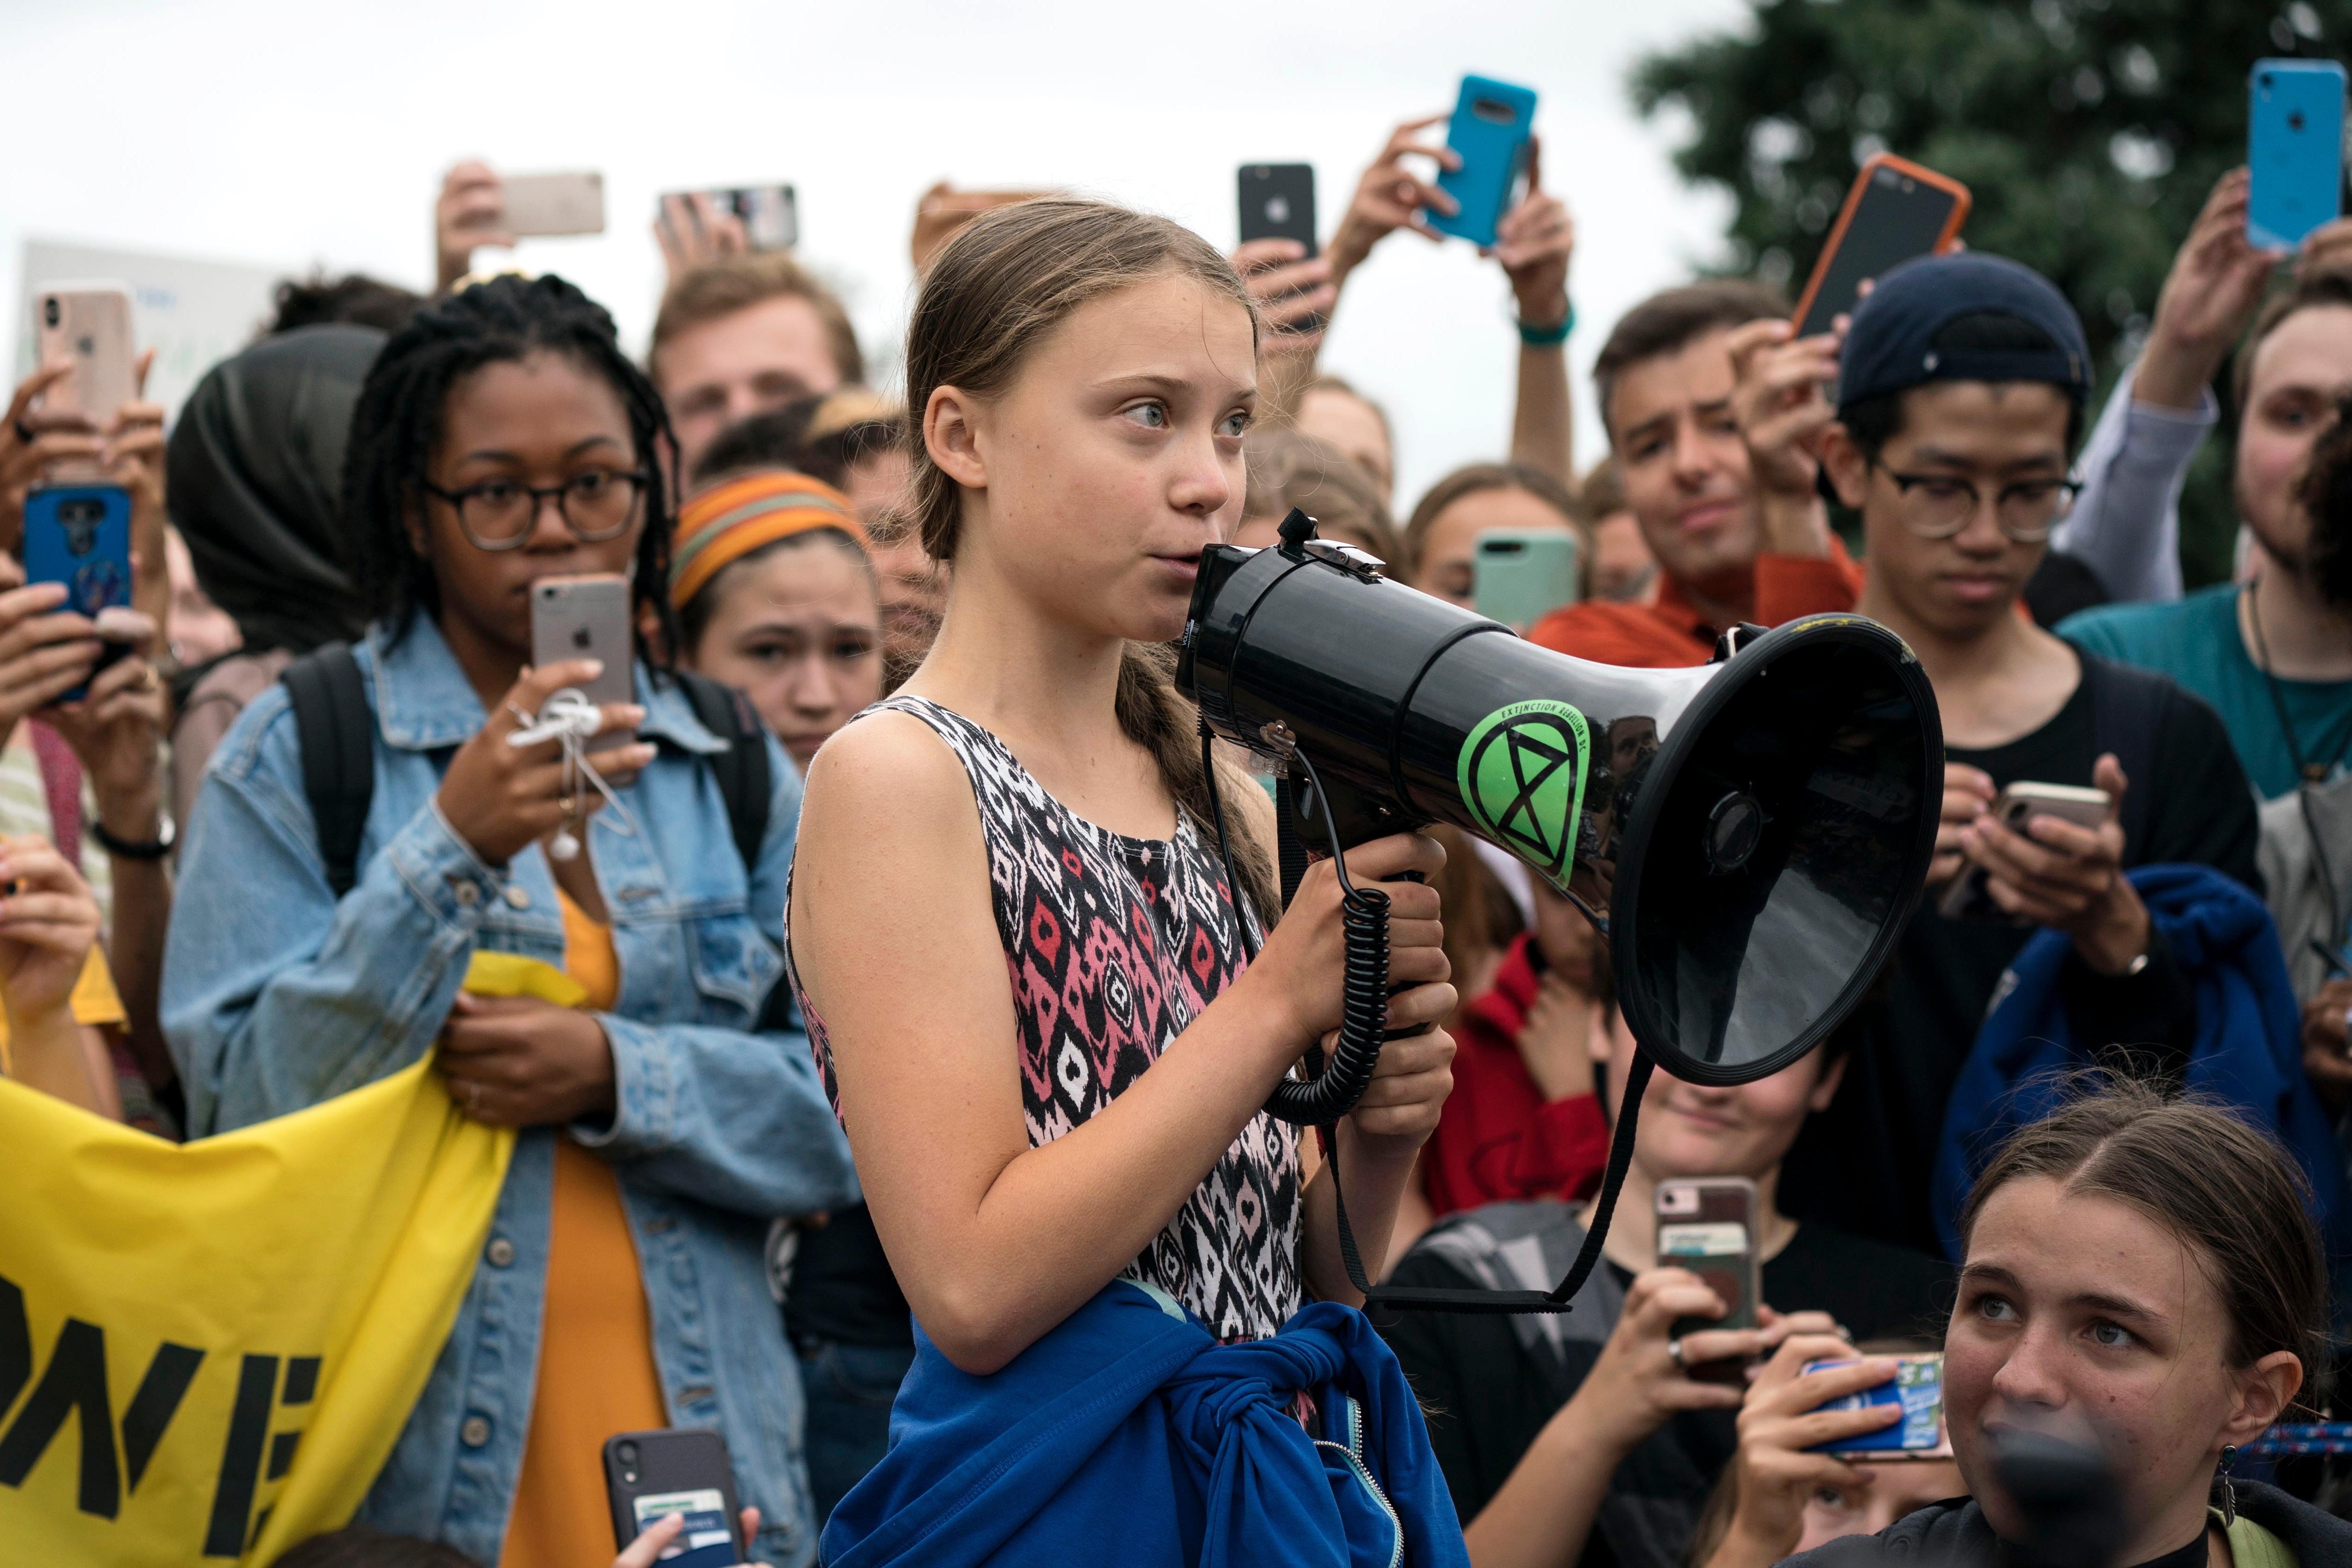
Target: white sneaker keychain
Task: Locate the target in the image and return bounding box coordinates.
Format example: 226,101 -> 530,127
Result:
508,688 -> 637,861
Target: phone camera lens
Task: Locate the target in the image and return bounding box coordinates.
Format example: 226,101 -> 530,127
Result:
618,1441 -> 638,1465
42,298 -> 59,328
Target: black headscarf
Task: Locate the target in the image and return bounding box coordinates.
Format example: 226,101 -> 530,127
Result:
166,323 -> 384,656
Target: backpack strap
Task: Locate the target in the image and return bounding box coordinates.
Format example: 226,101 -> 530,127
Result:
281,643 -> 375,899
2077,648 -> 2164,863
670,670 -> 792,1031
671,670 -> 771,876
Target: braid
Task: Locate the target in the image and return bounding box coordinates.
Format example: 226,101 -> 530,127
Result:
341,273 -> 682,666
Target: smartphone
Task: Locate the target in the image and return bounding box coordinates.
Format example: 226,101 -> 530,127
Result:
1430,75 -> 1538,248
499,171 -> 608,237
603,1428 -> 744,1568
664,184 -> 798,251
32,283 -> 137,467
1238,164 -> 1323,332
530,574 -> 635,751
1935,781 -> 2112,922
22,484 -> 132,703
1657,1176 -> 1759,1385
1807,1353 -> 1953,1459
1473,529 -> 1581,632
1792,156 -> 1972,340
2249,60 -> 2347,251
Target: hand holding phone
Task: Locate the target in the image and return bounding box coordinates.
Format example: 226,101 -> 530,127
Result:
1805,1352 -> 1952,1459
1935,780 -> 2111,923
1792,156 -> 1971,341
656,186 -> 798,278
605,1429 -> 748,1568
31,286 -> 137,484
1429,76 -> 1538,249
1657,1176 -> 1760,1385
22,484 -> 132,702
532,574 -> 637,753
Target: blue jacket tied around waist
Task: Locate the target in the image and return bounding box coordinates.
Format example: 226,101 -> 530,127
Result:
820,1281 -> 1470,1568
1933,864 -> 2351,1264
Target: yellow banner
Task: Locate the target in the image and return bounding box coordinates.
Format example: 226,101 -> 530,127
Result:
0,1059 -> 513,1564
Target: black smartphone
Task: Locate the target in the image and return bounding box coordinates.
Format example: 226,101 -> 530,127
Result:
1239,164 -> 1318,254
1792,155 -> 1972,340
604,1428 -> 745,1568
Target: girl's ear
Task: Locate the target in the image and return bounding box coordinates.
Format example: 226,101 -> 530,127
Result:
2222,1351 -> 2304,1447
926,384 -> 988,491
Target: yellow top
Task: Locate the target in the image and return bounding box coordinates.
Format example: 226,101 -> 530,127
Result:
500,894 -> 668,1568
0,947 -> 127,1075
2215,1507 -> 2299,1568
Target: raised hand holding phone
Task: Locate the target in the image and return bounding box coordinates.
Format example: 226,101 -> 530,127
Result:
1326,114 -> 1460,285
2248,59 -> 2346,251
1428,75 -> 1538,249
1791,155 -> 1970,341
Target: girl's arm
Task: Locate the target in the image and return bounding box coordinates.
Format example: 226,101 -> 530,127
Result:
794,712 -> 1451,1375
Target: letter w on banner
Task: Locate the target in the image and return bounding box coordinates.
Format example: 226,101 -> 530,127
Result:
0,1060 -> 512,1563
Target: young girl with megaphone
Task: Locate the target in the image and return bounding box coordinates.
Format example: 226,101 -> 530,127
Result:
787,198 -> 1469,1564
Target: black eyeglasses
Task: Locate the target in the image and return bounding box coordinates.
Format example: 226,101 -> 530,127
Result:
1872,461 -> 2080,544
422,470 -> 650,552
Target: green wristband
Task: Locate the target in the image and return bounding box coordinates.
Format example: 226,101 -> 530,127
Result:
1516,305 -> 1573,347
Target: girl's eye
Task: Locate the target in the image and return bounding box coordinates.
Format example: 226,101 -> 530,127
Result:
834,638 -> 875,662
2088,1319 -> 2133,1349
1125,402 -> 1170,430
1219,411 -> 1251,439
1972,1291 -> 2017,1322
1813,1486 -> 1852,1511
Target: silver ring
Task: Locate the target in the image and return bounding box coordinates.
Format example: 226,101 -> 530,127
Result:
1666,1337 -> 1686,1370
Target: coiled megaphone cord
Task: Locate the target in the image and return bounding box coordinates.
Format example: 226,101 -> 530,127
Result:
1197,729 -> 1393,1125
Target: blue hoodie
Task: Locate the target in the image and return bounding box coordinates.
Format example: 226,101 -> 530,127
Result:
821,1280 -> 1470,1568
1933,864 -> 2351,1265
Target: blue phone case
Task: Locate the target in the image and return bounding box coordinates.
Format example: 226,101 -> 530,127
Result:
1432,75 -> 1538,248
1803,1357 -> 1947,1455
2249,59 -> 2346,250
22,484 -> 132,703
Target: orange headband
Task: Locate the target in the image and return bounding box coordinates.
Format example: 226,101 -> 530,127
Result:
670,471 -> 866,610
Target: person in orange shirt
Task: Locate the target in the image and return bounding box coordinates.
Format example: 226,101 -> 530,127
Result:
1529,281 -> 1862,668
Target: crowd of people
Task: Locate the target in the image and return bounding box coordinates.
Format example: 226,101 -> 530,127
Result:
11,95 -> 2352,1568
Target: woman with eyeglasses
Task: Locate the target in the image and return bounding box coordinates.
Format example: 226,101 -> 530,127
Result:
162,275 -> 857,1568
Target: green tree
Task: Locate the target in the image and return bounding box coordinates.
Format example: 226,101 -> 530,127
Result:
1633,0 -> 2342,586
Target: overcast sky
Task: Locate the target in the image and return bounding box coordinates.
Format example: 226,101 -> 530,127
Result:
0,0 -> 1751,507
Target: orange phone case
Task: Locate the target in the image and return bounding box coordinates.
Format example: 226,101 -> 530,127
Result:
1789,154 -> 1973,336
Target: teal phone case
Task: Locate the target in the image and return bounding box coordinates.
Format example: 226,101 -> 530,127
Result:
1432,75 -> 1538,248
2250,59 -> 2346,250
1473,529 -> 1581,632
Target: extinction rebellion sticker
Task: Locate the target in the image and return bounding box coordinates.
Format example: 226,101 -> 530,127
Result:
1456,699 -> 1591,883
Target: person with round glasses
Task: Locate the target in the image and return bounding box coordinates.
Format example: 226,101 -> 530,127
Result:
1772,252 -> 2263,1261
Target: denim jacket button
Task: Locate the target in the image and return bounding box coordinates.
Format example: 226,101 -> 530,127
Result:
485,1237 -> 516,1268
505,884 -> 532,911
460,1416 -> 491,1447
453,881 -> 480,907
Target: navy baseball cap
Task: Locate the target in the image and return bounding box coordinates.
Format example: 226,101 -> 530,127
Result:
1836,252 -> 2090,412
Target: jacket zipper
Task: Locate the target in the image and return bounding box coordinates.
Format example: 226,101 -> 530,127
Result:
1311,1394 -> 1402,1568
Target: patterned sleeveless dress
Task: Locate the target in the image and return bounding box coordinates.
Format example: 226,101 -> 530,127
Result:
790,695 -> 1302,1342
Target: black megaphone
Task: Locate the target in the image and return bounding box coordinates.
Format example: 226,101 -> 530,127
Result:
1176,511 -> 1942,1312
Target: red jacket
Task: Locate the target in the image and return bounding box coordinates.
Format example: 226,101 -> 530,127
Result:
1422,932 -> 1609,1217
1526,540 -> 1864,669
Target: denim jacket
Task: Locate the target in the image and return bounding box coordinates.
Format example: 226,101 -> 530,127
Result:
162,617 -> 859,1568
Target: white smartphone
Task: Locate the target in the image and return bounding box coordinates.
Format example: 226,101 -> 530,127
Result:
33,281 -> 136,427
530,574 -> 635,751
499,172 -> 608,237
1937,781 -> 2112,922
